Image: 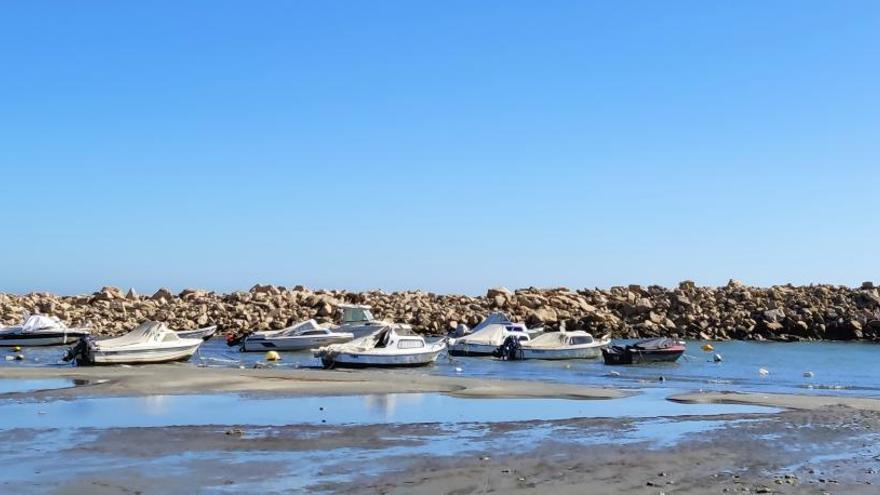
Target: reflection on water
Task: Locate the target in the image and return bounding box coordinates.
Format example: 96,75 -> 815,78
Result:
0,378 -> 75,395
0,388 -> 777,430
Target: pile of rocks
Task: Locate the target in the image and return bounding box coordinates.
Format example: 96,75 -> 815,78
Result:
2,281 -> 880,341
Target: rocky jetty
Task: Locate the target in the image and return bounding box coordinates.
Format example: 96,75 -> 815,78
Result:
2,281 -> 880,341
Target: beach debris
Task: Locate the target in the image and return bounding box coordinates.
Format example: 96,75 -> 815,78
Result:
803,371 -> 815,378
607,370 -> 621,377
264,351 -> 281,361
713,353 -> 723,362
701,343 -> 714,352
480,455 -> 491,461
759,367 -> 770,376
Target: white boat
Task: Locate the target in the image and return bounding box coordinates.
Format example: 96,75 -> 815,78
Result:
0,314 -> 89,347
313,325 -> 446,368
177,325 -> 218,341
334,304 -> 412,338
449,312 -> 543,338
496,328 -> 611,360
64,321 -> 203,365
241,319 -> 354,351
447,319 -> 532,357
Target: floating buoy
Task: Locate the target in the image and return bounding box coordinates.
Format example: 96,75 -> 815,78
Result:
454,367 -> 463,373
701,344 -> 714,352
12,346 -> 22,352
265,351 -> 281,361
759,368 -> 770,376
713,353 -> 723,362
803,371 -> 814,378
13,354 -> 24,361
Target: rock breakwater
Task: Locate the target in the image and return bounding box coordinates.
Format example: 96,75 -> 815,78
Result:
2,281 -> 880,341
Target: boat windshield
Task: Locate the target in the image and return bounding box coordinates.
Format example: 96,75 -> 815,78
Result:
569,335 -> 594,345
342,308 -> 373,323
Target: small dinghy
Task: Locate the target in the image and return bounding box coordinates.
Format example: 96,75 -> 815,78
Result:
240,319 -> 354,351
601,337 -> 686,365
64,321 -> 203,365
177,325 -> 218,341
448,319 -> 532,357
0,314 -> 89,347
313,325 -> 446,368
495,327 -> 610,360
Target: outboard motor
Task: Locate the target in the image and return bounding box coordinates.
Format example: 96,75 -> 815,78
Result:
63,336 -> 90,364
225,332 -> 244,347
493,335 -> 524,360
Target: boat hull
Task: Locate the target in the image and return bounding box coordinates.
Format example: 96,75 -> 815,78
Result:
318,349 -> 443,369
0,332 -> 88,347
242,334 -> 353,352
601,347 -> 685,365
517,345 -> 604,360
447,342 -> 500,357
81,343 -> 201,365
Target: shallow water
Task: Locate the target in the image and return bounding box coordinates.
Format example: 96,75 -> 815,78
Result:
0,388 -> 776,429
3,338 -> 879,397
0,378 -> 75,395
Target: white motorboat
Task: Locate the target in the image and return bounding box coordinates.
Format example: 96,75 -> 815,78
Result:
313,325 -> 446,368
334,304 -> 411,338
64,321 -> 203,365
449,312 -> 543,338
177,325 -> 218,341
447,319 -> 532,357
0,314 -> 89,347
495,328 -> 611,360
241,319 -> 354,351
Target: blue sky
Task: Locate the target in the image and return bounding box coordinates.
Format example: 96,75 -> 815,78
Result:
1,1 -> 878,295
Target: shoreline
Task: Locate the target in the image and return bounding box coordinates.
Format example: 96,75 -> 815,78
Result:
4,366 -> 880,412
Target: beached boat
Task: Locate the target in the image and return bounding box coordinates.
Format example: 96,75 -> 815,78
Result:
448,312 -> 543,338
334,304 -> 412,338
241,319 -> 354,351
64,321 -> 203,365
0,314 -> 89,347
601,337 -> 686,365
495,329 -> 610,360
177,325 -> 218,341
447,319 -> 532,357
313,325 -> 446,368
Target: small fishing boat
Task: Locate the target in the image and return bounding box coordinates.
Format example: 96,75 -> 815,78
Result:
240,319 -> 354,351
334,304 -> 412,339
495,328 -> 611,360
64,321 -> 203,365
448,312 -> 543,338
601,337 -> 686,365
448,319 -> 532,357
0,314 -> 89,347
313,325 -> 446,368
177,325 -> 218,341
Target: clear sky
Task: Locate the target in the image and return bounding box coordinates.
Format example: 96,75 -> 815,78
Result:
2,1 -> 878,295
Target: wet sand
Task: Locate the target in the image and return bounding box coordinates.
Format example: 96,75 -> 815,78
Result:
0,365 -> 626,400
3,407 -> 878,494
671,390 -> 880,412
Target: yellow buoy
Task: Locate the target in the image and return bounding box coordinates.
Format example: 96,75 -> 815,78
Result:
701,343 -> 714,352
12,346 -> 22,352
265,351 -> 281,362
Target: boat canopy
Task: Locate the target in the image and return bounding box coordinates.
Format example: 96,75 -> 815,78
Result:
96,321 -> 179,347
632,337 -> 677,350
19,315 -> 64,334
470,312 -> 514,333
457,323 -> 522,345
